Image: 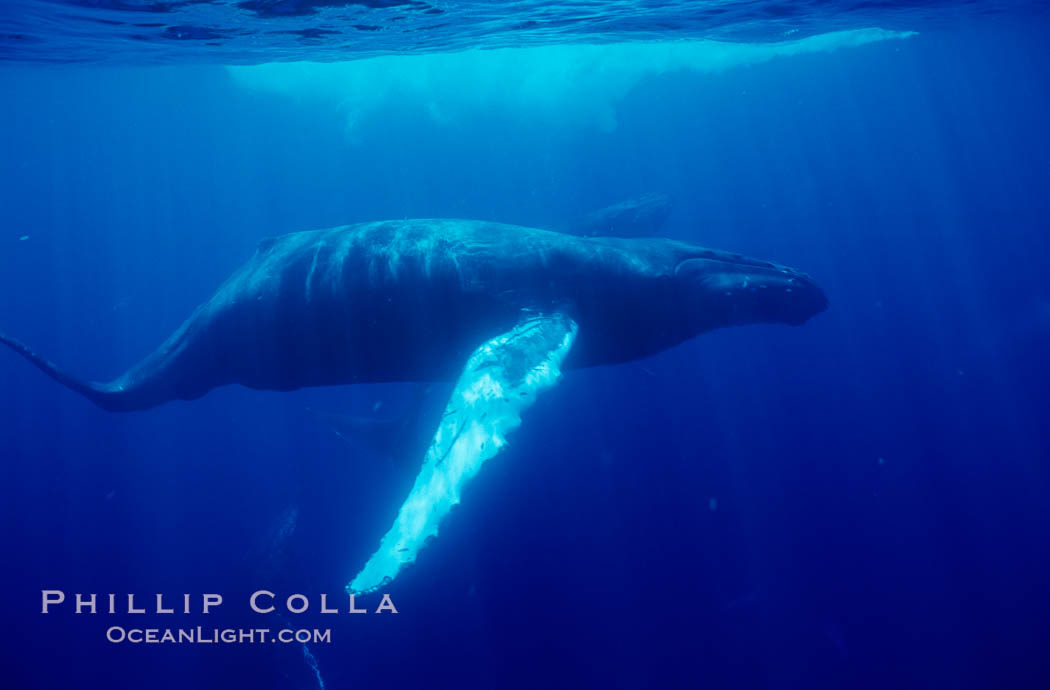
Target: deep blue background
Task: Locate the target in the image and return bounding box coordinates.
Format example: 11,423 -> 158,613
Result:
2,21 -> 1049,689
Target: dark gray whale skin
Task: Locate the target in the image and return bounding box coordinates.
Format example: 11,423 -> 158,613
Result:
0,219 -> 827,411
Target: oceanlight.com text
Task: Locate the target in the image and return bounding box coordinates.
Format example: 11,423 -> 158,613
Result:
105,626 -> 332,644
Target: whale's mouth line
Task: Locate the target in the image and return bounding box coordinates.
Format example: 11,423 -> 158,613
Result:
674,251 -> 829,328
675,253 -> 812,282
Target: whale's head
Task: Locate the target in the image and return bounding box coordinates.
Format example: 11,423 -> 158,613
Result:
674,250 -> 828,333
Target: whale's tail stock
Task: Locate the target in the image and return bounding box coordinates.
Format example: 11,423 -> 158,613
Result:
0,332 -> 140,411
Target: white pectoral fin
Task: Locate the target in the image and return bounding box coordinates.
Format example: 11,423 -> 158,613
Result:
347,313 -> 578,595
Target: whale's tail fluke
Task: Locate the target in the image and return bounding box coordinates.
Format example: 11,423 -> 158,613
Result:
0,332 -> 138,412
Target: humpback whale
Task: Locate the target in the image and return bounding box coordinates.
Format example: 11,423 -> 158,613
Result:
0,219 -> 824,410
1,218 -> 827,593
564,192 -> 673,238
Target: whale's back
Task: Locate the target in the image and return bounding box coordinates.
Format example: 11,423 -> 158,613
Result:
1,219 -> 732,410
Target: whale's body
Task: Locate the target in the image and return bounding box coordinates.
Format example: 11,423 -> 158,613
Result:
152,219 -> 696,398
1,217 -> 828,593
1,219 -> 827,413
565,192 -> 672,238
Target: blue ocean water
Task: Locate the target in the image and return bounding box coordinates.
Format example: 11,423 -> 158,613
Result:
1,2 -> 1049,689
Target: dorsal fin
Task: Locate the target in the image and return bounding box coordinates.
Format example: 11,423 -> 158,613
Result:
256,236 -> 278,253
